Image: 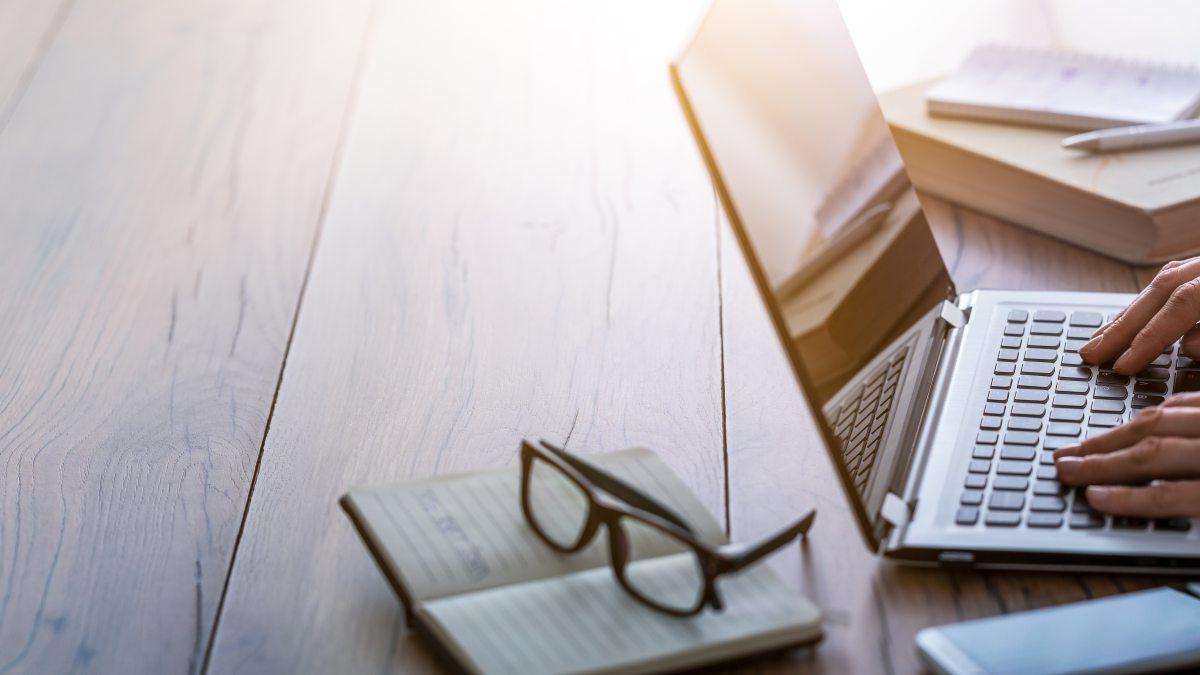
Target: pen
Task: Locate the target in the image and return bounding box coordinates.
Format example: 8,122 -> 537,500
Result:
1062,118 -> 1200,152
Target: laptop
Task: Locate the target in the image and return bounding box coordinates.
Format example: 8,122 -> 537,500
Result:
671,0 -> 1200,571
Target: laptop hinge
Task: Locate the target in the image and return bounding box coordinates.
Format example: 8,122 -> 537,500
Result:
939,300 -> 967,329
880,492 -> 910,528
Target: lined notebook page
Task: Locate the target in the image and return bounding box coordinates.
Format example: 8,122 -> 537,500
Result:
345,448 -> 726,602
422,555 -> 821,675
926,44 -> 1200,130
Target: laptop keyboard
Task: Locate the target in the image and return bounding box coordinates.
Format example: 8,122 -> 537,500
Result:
956,308 -> 1195,533
831,347 -> 909,494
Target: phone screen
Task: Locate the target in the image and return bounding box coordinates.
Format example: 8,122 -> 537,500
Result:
919,587 -> 1200,674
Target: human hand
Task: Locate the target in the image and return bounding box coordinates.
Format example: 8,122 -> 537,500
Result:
1054,394 -> 1200,517
1079,258 -> 1200,375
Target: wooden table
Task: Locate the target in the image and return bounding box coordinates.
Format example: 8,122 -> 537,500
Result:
0,0 -> 1171,673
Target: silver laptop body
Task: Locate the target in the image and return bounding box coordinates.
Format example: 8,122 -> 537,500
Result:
672,0 -> 1200,572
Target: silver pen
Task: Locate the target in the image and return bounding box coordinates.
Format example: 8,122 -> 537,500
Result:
1062,118 -> 1200,152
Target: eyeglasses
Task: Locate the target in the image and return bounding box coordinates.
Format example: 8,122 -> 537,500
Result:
519,439 -> 815,617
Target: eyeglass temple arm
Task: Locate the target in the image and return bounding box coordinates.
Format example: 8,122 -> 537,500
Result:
721,509 -> 815,572
536,439 -> 696,536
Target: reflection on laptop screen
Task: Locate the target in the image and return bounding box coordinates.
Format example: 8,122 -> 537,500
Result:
673,0 -> 953,532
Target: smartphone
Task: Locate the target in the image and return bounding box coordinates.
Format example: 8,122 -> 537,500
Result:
916,585 -> 1200,675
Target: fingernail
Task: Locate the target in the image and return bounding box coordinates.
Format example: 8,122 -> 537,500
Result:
1055,456 -> 1083,481
1079,335 -> 1103,359
1053,445 -> 1081,459
1086,486 -> 1115,507
1112,350 -> 1134,374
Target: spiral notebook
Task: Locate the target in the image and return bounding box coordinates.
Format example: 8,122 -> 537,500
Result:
925,44 -> 1200,131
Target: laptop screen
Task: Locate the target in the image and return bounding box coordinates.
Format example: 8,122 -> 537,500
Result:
673,0 -> 952,544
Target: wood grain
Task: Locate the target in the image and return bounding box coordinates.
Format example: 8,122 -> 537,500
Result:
0,0 -> 72,125
0,0 -> 374,671
721,199 -> 1162,674
204,0 -> 725,672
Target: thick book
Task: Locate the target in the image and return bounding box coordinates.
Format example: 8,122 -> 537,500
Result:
881,81 -> 1200,264
925,45 -> 1200,131
341,448 -> 822,675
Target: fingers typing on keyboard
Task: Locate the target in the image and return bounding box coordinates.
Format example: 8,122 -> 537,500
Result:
1079,257 -> 1200,374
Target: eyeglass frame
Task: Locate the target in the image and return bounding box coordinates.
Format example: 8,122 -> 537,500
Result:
519,439 -> 816,617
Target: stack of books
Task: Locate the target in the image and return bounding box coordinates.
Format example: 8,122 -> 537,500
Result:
880,45 -> 1200,264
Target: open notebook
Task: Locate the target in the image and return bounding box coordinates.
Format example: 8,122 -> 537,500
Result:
926,45 -> 1200,130
341,448 -> 822,675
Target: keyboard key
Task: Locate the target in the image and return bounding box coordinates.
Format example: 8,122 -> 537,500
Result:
1069,513 -> 1104,529
1061,353 -> 1084,366
1004,324 -> 1025,337
1150,353 -> 1172,367
1020,362 -> 1055,376
972,445 -> 995,459
977,431 -> 999,445
1042,436 -> 1075,450
1034,480 -> 1064,496
1176,370 -> 1200,393
961,490 -> 984,506
984,402 -> 1006,416
1052,394 -> 1086,408
997,461 -> 1033,475
991,376 -> 1013,389
1058,367 -> 1092,381
1004,431 -> 1039,445
1007,418 -> 1042,432
1177,356 -> 1199,370
1007,309 -> 1029,323
1033,309 -> 1066,323
1064,339 -> 1087,353
1039,450 -> 1056,465
1085,427 -> 1110,440
1030,322 -> 1063,336
965,474 -> 987,489
1138,367 -> 1170,381
990,492 -> 1025,510
1069,311 -> 1103,327
956,507 -> 980,525
968,460 -> 991,474
994,362 -> 1015,375
1000,446 -> 1036,461
1091,399 -> 1126,414
1065,326 -> 1097,340
1028,513 -> 1063,528
1050,408 -> 1084,423
1093,384 -> 1127,399
1015,390 -> 1048,404
1135,380 -> 1168,395
994,475 -> 1029,491
1155,518 -> 1192,532
986,511 -> 1022,527
1098,371 -> 1129,386
1036,465 -> 1058,480
1011,403 -> 1046,417
1024,349 -> 1058,363
1001,336 -> 1022,349
987,389 -> 1009,403
1112,517 -> 1148,530
980,416 -> 1002,430
997,348 -> 1019,362
1027,335 -> 1060,349
1018,375 -> 1052,389
1047,423 -> 1081,437
1055,381 -> 1089,395
1132,393 -> 1165,408
1031,496 -> 1067,512
1089,413 -> 1123,428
